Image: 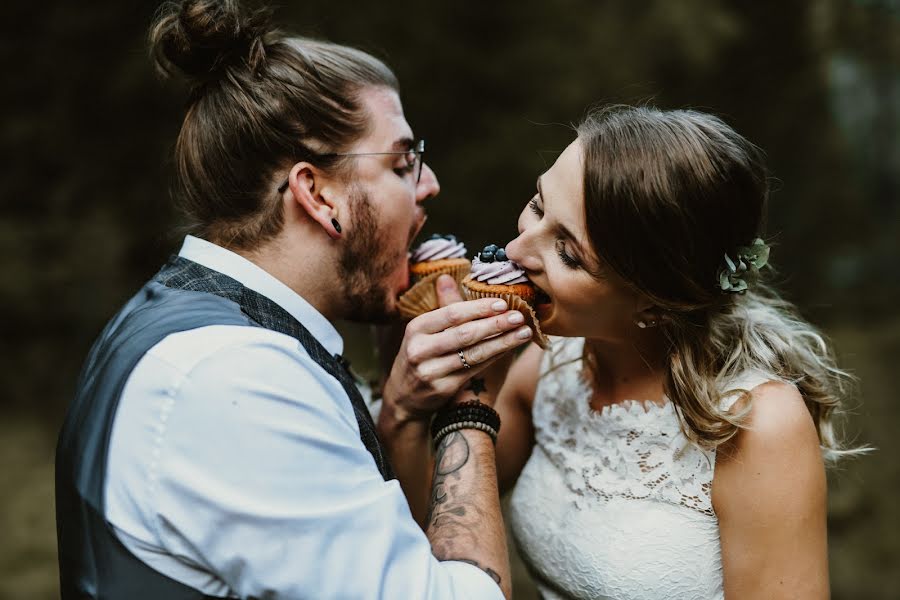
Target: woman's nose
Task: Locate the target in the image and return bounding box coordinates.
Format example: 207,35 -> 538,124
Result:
506,232 -> 541,272
416,163 -> 440,204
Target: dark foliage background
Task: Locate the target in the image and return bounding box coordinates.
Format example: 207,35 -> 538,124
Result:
1,1 -> 897,598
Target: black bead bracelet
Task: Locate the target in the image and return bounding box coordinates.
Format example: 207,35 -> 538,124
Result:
431,400 -> 501,447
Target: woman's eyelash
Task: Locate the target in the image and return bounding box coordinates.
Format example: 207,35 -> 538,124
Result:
556,240 -> 579,268
530,198 -> 578,268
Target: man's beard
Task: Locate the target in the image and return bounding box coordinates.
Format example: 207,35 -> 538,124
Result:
338,185 -> 404,324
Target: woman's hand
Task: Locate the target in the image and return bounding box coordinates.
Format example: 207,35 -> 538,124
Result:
381,274 -> 533,422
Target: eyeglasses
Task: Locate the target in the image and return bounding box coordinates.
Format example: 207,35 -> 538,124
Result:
277,139 -> 425,193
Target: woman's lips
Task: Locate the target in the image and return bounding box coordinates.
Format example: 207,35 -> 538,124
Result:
533,283 -> 552,306
533,284 -> 553,323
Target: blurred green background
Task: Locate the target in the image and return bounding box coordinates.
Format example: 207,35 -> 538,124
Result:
2,0 -> 898,598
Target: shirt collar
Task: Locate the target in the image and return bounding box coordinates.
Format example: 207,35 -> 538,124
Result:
177,235 -> 344,356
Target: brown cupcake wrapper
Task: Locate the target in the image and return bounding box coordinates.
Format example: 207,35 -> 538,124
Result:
460,275 -> 535,302
397,264 -> 470,320
410,258 -> 471,278
462,287 -> 550,349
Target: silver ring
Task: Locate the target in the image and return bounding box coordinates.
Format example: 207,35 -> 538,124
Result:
457,349 -> 471,370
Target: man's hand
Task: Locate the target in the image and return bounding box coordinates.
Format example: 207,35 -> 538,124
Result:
378,274 -> 531,529
382,274 -> 532,423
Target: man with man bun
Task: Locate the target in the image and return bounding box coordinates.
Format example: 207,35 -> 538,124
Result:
55,1 -> 532,598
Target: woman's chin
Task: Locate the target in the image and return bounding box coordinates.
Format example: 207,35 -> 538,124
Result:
536,303 -> 581,339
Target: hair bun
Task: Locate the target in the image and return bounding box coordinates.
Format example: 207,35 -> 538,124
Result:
149,0 -> 274,82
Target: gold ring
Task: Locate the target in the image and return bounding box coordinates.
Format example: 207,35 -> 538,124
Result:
457,349 -> 471,370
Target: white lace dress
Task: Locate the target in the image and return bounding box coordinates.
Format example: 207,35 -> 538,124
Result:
508,337 -> 771,600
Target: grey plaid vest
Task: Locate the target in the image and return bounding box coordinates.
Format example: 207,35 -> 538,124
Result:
56,256 -> 393,599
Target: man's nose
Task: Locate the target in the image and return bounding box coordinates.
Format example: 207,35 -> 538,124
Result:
416,163 -> 440,204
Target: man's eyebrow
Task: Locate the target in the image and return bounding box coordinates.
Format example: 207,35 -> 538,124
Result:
390,136 -> 415,151
538,176 -> 583,253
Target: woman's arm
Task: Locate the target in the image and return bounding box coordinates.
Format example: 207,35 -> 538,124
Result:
493,343 -> 543,494
713,381 -> 829,599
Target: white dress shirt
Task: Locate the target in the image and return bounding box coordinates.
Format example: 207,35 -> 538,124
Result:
104,235 -> 502,599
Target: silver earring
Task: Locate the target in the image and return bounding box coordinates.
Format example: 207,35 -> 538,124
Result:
636,320 -> 647,329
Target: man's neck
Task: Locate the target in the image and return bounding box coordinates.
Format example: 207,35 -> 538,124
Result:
230,233 -> 343,322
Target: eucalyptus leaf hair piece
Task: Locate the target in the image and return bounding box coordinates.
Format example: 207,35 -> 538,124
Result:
717,238 -> 770,294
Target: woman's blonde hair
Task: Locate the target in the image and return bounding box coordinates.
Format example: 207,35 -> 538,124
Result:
577,105 -> 861,460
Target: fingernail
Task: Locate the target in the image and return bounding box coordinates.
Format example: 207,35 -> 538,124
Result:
516,327 -> 533,339
438,275 -> 456,292
491,300 -> 507,311
507,311 -> 525,324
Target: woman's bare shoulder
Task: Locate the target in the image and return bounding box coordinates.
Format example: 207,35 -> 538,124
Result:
713,380 -> 824,514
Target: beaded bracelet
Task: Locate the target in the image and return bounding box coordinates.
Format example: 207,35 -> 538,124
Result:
431,400 -> 501,437
433,421 -> 499,447
431,400 -> 501,448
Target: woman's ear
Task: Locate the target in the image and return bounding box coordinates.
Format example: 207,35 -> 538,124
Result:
284,163 -> 343,240
631,295 -> 667,329
632,312 -> 659,329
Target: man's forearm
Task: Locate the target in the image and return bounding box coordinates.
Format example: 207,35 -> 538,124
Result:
426,429 -> 511,600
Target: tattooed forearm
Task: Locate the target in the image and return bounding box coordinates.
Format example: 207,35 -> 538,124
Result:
426,429 -> 510,597
436,431 -> 469,475
425,431 -> 469,525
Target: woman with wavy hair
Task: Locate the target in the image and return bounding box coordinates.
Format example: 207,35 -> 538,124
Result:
475,106 -> 862,599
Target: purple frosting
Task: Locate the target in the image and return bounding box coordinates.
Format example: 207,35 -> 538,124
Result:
470,255 -> 529,285
411,238 -> 467,262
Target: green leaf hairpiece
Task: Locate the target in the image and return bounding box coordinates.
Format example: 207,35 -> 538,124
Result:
717,238 -> 770,294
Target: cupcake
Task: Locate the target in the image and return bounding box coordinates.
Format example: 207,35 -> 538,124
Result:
397,234 -> 471,319
408,234 -> 470,282
462,244 -> 549,348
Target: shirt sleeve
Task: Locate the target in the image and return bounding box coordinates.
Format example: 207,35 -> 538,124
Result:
147,333 -> 504,600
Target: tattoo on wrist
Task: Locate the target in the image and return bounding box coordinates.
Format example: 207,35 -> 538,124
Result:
465,377 -> 487,396
435,431 -> 470,479
426,431 -> 468,524
451,558 -> 502,585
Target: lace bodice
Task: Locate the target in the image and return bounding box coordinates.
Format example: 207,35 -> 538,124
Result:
508,337 -> 771,600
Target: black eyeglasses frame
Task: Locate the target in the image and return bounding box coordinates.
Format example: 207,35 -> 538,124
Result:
277,139 -> 426,194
